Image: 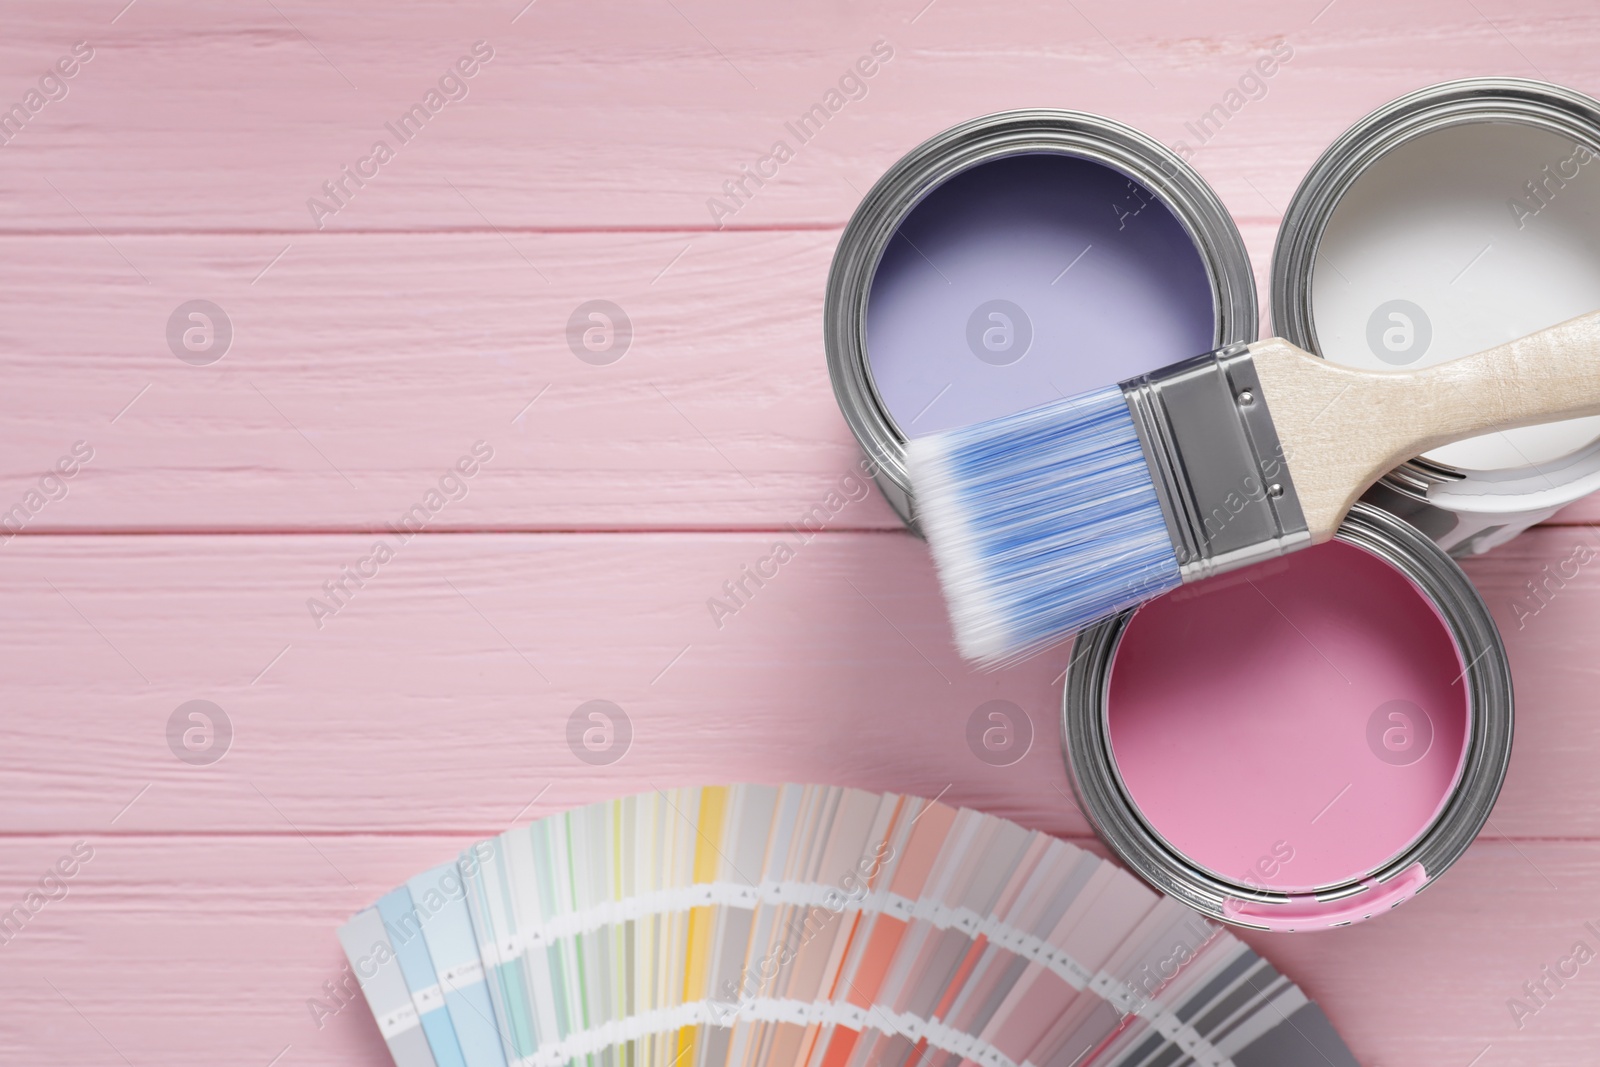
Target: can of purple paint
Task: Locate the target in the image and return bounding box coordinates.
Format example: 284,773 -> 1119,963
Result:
1061,503 -> 1513,931
825,109 -> 1257,530
1273,78 -> 1600,555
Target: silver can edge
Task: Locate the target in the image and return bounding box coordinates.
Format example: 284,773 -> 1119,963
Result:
1059,501 -> 1513,930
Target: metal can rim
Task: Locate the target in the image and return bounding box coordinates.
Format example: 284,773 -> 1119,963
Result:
1270,76 -> 1600,502
825,108 -> 1258,529
1060,502 -> 1514,930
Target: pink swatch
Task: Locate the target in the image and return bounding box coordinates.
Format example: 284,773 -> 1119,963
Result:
1107,541 -> 1470,892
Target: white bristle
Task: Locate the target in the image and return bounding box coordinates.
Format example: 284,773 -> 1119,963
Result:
908,386 -> 1183,665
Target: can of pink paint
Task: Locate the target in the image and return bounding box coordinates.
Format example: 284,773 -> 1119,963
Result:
1272,78 -> 1600,555
825,109 -> 1256,530
1062,503 -> 1513,931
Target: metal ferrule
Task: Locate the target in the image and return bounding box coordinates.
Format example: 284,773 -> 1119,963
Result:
1121,345 -> 1310,582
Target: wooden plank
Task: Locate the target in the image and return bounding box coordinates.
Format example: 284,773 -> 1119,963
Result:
1,834 -> 1596,1066
1235,839 -> 1600,1066
0,222 -> 1287,532
0,229 -> 908,531
0,3 -> 1595,232
0,530 -> 1077,835
0,527 -> 1594,837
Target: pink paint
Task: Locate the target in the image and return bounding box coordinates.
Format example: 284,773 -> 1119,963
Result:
1106,541 -> 1470,893
865,153 -> 1216,437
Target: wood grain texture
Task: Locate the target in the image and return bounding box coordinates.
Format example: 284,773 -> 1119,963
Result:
7,1 -> 1600,1064
0,229 -> 916,531
1256,314 -> 1600,540
0,528 -> 1594,840
0,531 -> 1073,835
0,2 -> 1593,233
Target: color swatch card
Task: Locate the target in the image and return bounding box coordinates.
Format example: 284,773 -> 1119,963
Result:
340,785 -> 1358,1067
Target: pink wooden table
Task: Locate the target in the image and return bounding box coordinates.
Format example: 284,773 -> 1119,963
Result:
2,2 -> 1598,1064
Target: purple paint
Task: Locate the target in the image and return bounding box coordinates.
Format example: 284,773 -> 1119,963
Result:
865,153 -> 1218,436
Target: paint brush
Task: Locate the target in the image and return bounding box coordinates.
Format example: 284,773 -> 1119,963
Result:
909,309 -> 1600,664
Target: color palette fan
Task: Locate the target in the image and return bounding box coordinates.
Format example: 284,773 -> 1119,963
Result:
339,785 -> 1358,1067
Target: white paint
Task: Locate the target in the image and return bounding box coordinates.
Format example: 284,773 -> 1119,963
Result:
1311,121 -> 1600,471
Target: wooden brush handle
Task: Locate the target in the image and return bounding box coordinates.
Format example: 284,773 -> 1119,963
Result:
1250,310 -> 1600,541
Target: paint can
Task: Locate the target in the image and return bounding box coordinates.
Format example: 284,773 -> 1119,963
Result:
1272,78 -> 1600,555
826,109 -> 1257,529
1061,502 -> 1513,931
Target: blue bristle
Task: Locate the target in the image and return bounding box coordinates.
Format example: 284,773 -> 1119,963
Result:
907,386 -> 1181,665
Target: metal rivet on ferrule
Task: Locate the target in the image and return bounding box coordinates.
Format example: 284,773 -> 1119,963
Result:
1267,483 -> 1284,498
1237,389 -> 1254,406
